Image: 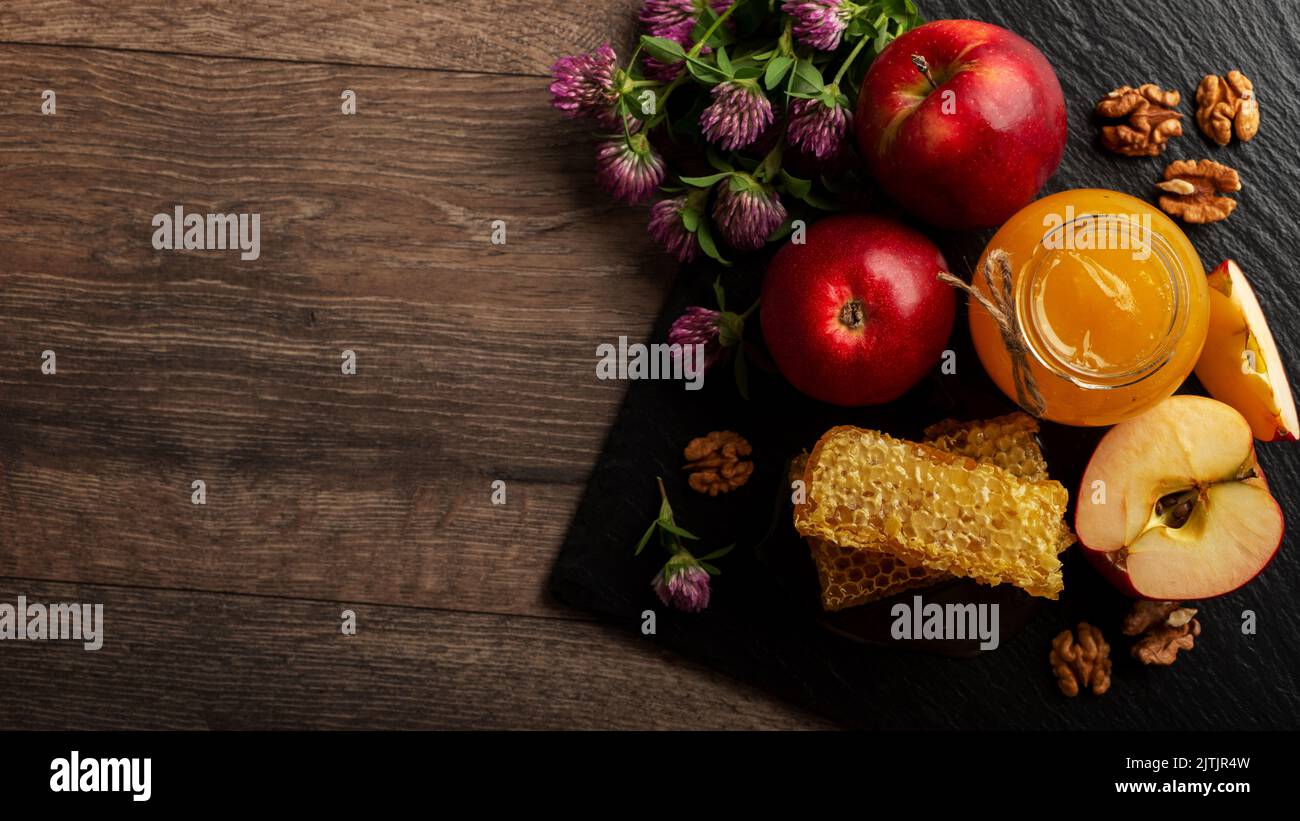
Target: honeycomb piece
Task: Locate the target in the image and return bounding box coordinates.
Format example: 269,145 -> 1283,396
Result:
795,415 -> 1074,611
924,413 -> 1075,556
808,537 -> 939,610
795,426 -> 1067,599
793,452 -> 942,611
795,416 -> 1074,610
923,412 -> 1049,482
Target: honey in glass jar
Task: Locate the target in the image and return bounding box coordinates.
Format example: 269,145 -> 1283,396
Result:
970,189 -> 1209,427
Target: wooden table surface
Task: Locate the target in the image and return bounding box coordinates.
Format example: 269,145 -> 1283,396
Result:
0,1 -> 828,729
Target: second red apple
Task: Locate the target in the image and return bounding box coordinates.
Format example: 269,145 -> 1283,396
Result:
856,19 -> 1067,230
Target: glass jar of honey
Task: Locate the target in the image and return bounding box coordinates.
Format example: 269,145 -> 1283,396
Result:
970,189 -> 1209,427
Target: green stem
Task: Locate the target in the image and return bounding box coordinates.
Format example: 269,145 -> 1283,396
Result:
654,477 -> 690,556
755,139 -> 784,184
740,298 -> 761,320
832,34 -> 872,86
783,44 -> 806,112
645,72 -> 687,129
687,1 -> 741,58
660,73 -> 687,104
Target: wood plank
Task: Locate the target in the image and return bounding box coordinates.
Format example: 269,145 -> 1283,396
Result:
0,46 -> 663,299
0,451 -> 586,616
0,579 -> 829,729
0,46 -> 673,615
0,0 -> 640,75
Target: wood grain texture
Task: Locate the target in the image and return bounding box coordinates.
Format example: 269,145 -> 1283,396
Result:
0,4 -> 811,730
0,579 -> 829,729
0,0 -> 641,75
0,45 -> 674,617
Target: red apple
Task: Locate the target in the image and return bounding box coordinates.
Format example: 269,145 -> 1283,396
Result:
760,213 -> 954,406
855,19 -> 1067,230
1076,395 -> 1284,599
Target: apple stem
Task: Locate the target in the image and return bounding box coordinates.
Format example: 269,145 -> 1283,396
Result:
911,54 -> 937,90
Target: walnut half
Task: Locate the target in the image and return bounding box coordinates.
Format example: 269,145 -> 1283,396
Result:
683,431 -> 753,496
1123,599 -> 1201,666
1050,622 -> 1112,697
1196,70 -> 1260,146
1156,158 -> 1242,224
1122,600 -> 1182,635
1132,618 -> 1201,666
1096,84 -> 1184,157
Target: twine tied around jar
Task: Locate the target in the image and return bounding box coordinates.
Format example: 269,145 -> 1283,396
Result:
938,249 -> 1047,418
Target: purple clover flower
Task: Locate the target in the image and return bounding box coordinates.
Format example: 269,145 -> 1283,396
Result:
639,1 -> 735,82
652,555 -> 712,613
700,80 -> 774,150
649,196 -> 703,263
668,305 -> 729,369
787,94 -> 853,161
640,0 -> 735,41
781,0 -> 854,52
641,56 -> 685,83
639,0 -> 701,42
712,177 -> 786,250
596,133 -> 666,204
549,43 -> 623,129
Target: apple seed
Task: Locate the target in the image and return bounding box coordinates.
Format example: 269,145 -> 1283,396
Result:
1153,488 -> 1198,529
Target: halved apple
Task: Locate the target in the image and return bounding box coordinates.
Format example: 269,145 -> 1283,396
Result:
1195,260 -> 1298,441
1076,395 -> 1284,599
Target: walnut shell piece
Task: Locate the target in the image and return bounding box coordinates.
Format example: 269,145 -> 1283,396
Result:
683,431 -> 753,496
1050,622 -> 1112,697
1156,158 -> 1241,224
1132,618 -> 1201,666
1196,70 -> 1259,146
1096,84 -> 1184,157
1122,600 -> 1183,635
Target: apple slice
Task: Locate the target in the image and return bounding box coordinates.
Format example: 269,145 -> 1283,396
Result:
1194,260 -> 1298,441
1077,395 -> 1284,599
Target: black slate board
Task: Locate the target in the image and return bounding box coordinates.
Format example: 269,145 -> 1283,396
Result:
549,0 -> 1300,729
